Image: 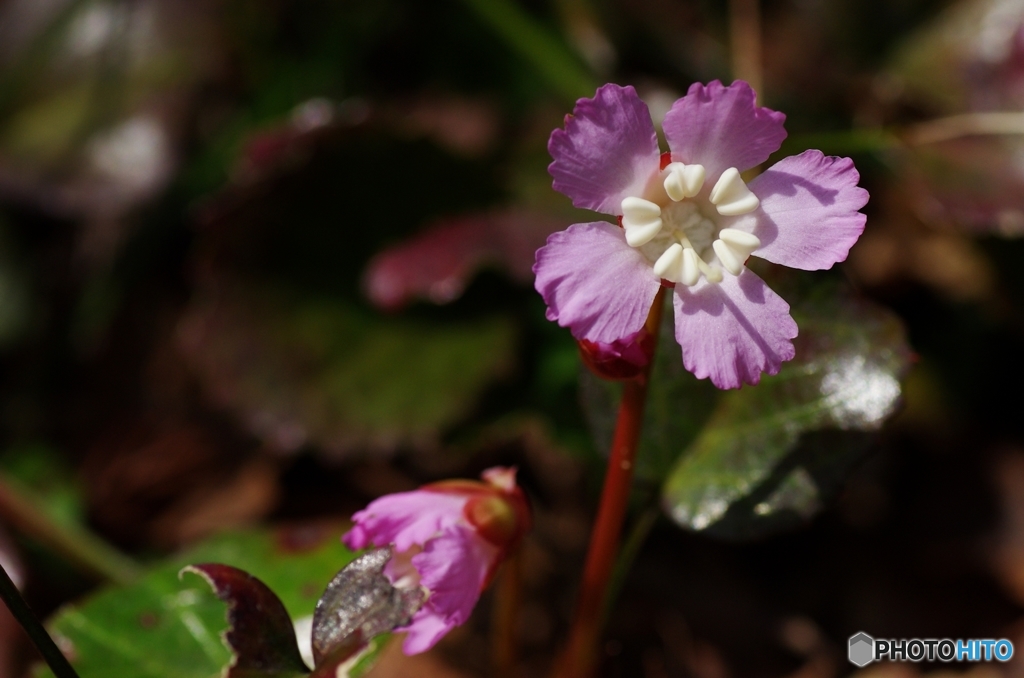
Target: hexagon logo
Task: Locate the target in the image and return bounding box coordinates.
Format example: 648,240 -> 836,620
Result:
849,632 -> 875,667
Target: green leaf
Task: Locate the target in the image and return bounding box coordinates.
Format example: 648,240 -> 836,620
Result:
34,525 -> 373,678
661,286 -> 911,538
454,0 -> 598,103
182,564 -> 309,678
179,282 -> 516,456
0,443 -> 141,585
0,443 -> 83,531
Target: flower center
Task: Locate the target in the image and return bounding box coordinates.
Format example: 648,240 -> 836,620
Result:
619,163 -> 762,285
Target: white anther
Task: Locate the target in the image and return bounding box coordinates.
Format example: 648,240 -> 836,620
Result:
663,162 -> 706,201
621,196 -> 663,247
709,168 -> 760,216
679,247 -> 702,286
624,220 -> 663,247
621,196 -> 661,221
713,231 -> 758,276
718,228 -> 761,253
653,243 -> 683,280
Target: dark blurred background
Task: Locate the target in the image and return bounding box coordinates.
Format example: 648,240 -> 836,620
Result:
2,0 -> 1024,676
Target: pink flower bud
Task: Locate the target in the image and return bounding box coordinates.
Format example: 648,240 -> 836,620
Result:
577,328 -> 655,381
342,467 -> 530,654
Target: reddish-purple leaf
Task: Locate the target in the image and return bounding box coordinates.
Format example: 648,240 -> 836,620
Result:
182,563 -> 309,677
362,209 -> 565,310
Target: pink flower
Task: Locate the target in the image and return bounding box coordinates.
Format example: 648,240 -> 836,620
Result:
534,81 -> 869,388
342,467 -> 530,655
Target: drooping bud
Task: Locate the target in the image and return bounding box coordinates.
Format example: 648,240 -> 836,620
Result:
426,470 -> 531,553
577,328 -> 655,380
343,467 -> 531,655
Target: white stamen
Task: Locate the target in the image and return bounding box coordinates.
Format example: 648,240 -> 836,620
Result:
702,261 -> 724,283
663,162 -> 706,201
718,228 -> 761,253
711,229 -> 759,276
653,243 -> 683,280
679,247 -> 702,286
712,240 -> 742,275
709,167 -> 759,216
621,196 -> 663,246
621,196 -> 661,221
625,220 -> 663,247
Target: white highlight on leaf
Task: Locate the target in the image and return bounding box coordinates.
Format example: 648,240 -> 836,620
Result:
679,497 -> 729,530
754,467 -> 820,518
820,355 -> 902,429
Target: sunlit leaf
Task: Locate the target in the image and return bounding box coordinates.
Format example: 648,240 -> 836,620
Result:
182,564 -> 308,678
581,277 -> 911,537
178,281 -> 516,456
34,525 -> 371,678
661,285 -> 912,538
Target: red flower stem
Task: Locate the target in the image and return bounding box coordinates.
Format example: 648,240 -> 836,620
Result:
492,547 -> 523,677
557,288 -> 666,678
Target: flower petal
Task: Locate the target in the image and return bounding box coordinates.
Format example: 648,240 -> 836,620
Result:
342,490 -> 467,554
399,612 -> 453,656
673,269 -> 797,389
548,84 -> 660,214
401,525 -> 497,654
737,150 -> 868,270
534,222 -> 661,344
663,81 -> 786,180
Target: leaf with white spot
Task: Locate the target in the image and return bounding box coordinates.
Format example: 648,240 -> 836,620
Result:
661,284 -> 912,538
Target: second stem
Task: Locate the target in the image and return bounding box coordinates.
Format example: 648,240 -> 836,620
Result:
558,288 -> 665,678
